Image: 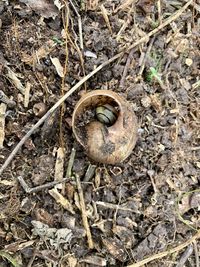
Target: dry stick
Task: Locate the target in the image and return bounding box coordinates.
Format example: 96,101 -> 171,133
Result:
127,230 -> 200,267
75,174 -> 94,249
175,244 -> 193,267
137,35 -> 156,78
119,48 -> 135,88
0,0 -> 193,177
193,240 -> 200,267
17,176 -> 70,193
68,0 -> 83,50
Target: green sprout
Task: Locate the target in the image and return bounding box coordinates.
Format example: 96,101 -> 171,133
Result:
145,52 -> 165,89
146,67 -> 160,83
52,37 -> 65,46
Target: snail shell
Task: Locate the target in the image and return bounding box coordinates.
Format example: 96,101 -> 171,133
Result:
96,104 -> 118,125
72,90 -> 138,164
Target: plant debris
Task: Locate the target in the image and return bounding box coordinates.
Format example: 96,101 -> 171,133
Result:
0,0 -> 199,266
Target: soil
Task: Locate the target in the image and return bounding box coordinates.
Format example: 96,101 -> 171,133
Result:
0,0 -> 199,267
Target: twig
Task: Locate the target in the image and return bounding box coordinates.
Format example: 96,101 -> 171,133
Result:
0,0 -> 193,177
127,230 -> 200,267
100,4 -> 112,34
119,48 -> 135,88
147,170 -> 158,205
96,201 -> 140,214
17,176 -> 70,193
190,146 -> 200,151
68,0 -> 83,50
184,0 -> 200,12
137,35 -> 156,78
24,82 -> 31,108
157,0 -> 162,25
193,240 -> 200,267
76,174 -> 94,249
27,244 -> 39,267
175,244 -> 193,267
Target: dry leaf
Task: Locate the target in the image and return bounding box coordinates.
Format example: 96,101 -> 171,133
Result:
32,220 -> 72,249
50,57 -> 64,77
54,147 -> 65,189
6,67 -> 25,94
19,0 -> 59,18
21,40 -> 55,66
150,93 -> 162,112
102,237 -> 127,262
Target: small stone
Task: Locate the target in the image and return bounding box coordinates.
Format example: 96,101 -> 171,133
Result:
185,58 -> 193,66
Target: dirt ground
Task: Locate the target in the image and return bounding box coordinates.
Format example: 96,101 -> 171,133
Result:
0,0 -> 199,266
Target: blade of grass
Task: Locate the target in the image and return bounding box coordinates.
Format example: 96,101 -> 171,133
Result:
0,251 -> 22,267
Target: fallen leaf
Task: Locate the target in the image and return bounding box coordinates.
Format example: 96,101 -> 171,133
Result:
31,220 -> 72,249
19,0 -> 59,18
21,40 -> 55,66
102,237 -> 127,262
6,67 -> 25,94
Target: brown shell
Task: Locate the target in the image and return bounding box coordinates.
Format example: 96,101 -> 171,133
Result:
72,90 -> 138,164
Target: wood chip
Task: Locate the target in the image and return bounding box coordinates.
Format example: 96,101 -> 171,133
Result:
49,188 -> 75,214
86,0 -> 99,10
81,255 -> 107,266
24,82 -> 31,108
50,57 -> 64,78
102,237 -> 127,262
0,103 -> 7,149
